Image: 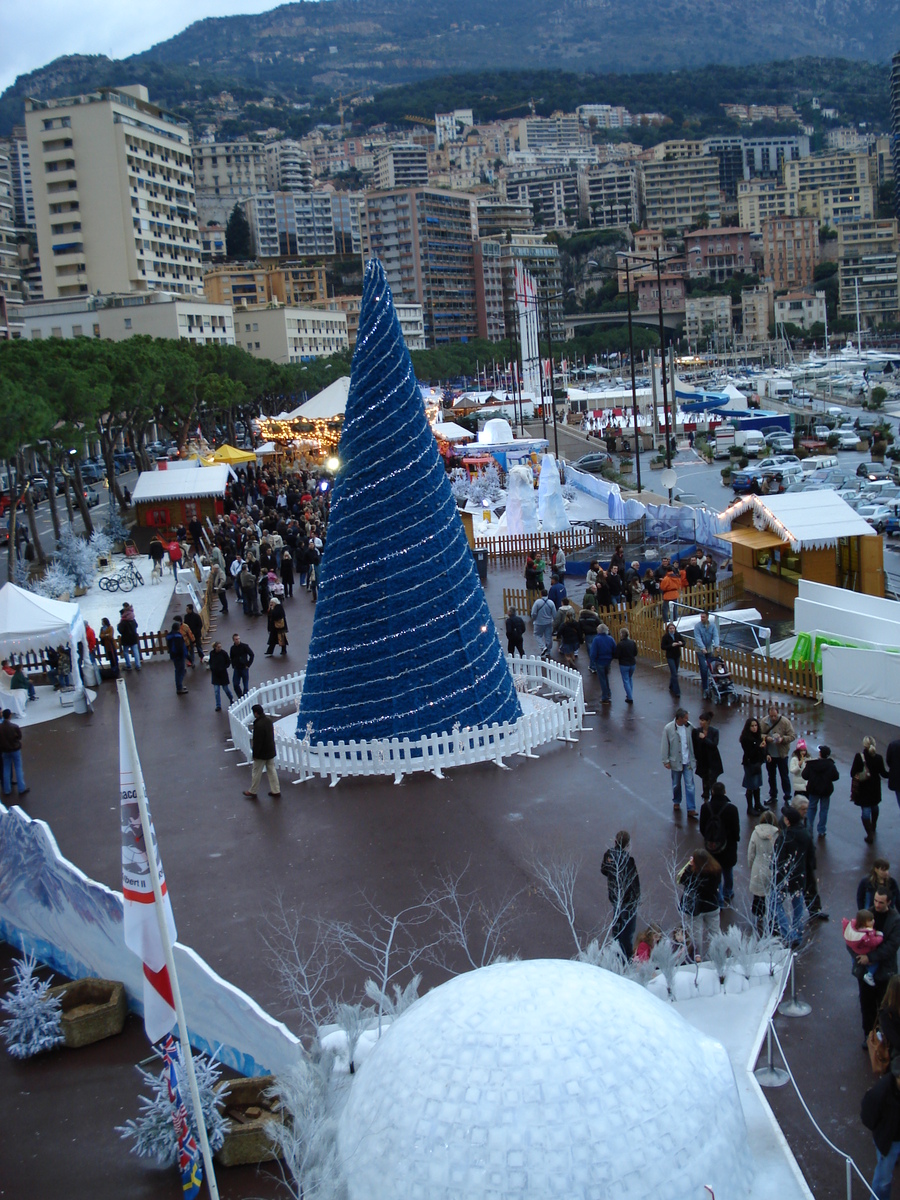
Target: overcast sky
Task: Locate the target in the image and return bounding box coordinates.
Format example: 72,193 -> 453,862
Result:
1,1 -> 287,95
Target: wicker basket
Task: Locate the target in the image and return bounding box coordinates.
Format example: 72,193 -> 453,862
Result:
47,978 -> 127,1049
214,1075 -> 283,1167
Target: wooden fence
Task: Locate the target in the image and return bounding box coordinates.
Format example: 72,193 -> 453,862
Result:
476,527 -> 595,563
501,573 -> 820,702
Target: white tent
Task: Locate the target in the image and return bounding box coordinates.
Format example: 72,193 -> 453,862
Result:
0,584 -> 88,694
288,377 -> 351,421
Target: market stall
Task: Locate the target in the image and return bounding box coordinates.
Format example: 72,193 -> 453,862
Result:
131,464 -> 232,535
0,584 -> 88,698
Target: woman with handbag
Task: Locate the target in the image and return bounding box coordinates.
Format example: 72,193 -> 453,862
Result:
678,849 -> 722,957
852,736 -> 890,844
265,598 -> 289,657
740,716 -> 768,815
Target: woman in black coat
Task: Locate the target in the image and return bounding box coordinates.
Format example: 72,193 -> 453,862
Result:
692,711 -> 723,801
699,782 -> 741,905
266,599 -> 289,656
280,548 -> 295,598
851,735 -> 890,843
678,849 -> 722,954
740,716 -> 767,815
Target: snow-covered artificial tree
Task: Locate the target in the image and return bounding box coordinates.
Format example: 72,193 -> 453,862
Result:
55,524 -> 95,589
89,529 -> 112,562
35,560 -> 77,600
468,463 -> 504,506
117,1045 -> 228,1165
0,954 -> 65,1059
103,507 -> 130,547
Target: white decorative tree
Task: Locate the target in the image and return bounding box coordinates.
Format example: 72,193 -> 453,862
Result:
117,1046 -> 228,1164
0,954 -> 65,1059
55,524 -> 95,590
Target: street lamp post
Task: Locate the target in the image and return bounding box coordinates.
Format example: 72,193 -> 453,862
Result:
542,290 -> 560,460
623,256 -> 643,494
654,247 -> 673,472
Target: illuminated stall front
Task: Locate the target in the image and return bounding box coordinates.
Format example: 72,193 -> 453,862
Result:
718,492 -> 884,607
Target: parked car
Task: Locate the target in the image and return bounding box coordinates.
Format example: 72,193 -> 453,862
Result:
672,491 -> 708,508
766,435 -> 795,453
886,515 -> 900,538
26,475 -> 49,501
836,430 -> 862,449
813,426 -> 832,439
855,414 -> 881,431
79,463 -> 105,484
570,452 -> 614,474
756,455 -> 800,471
857,462 -> 892,481
83,486 -> 100,508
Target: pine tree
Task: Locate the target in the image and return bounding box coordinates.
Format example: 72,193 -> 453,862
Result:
117,1046 -> 228,1165
103,508 -> 130,547
225,204 -> 252,260
297,260 -> 522,743
0,954 -> 65,1059
36,560 -> 77,600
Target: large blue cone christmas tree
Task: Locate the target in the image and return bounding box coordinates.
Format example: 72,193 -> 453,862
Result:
297,260 -> 523,744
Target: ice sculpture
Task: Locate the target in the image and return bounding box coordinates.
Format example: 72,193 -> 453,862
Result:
505,465 -> 540,535
537,454 -> 572,531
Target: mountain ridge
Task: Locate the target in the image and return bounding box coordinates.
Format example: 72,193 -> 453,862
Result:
2,0 -> 898,136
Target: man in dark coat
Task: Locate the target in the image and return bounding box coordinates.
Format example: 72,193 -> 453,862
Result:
861,1071 -> 900,1200
802,744 -> 840,838
243,704 -> 280,799
887,737 -> 900,813
699,782 -> 740,904
208,642 -> 234,711
183,603 -> 205,664
600,831 -> 641,959
165,618 -> 188,695
771,806 -> 815,949
855,887 -> 900,1041
589,623 -> 617,703
230,633 -> 254,698
505,608 -> 525,657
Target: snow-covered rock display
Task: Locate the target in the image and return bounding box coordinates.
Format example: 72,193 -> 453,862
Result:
537,454 -> 571,532
505,465 -> 540,534
336,959 -> 753,1200
478,418 -> 515,445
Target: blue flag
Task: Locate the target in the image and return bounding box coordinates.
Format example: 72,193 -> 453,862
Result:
162,1035 -> 203,1199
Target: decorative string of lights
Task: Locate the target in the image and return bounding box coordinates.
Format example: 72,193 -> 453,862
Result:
296,260 -> 522,744
720,495 -> 800,552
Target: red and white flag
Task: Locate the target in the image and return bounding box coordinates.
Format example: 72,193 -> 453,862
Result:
120,706 -> 177,1043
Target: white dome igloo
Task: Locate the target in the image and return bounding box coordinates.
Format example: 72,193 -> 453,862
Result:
337,959 -> 753,1200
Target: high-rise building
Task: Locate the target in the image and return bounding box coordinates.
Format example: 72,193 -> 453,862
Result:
265,140 -> 313,193
0,149 -> 23,309
740,283 -> 774,344
640,151 -> 721,233
473,233 -> 563,344
375,144 -> 429,190
577,163 -> 639,228
518,116 -> 585,152
360,187 -> 478,345
6,129 -> 34,228
233,304 -> 348,362
242,192 -> 335,258
737,180 -> 797,235
684,228 -> 753,282
191,138 -> 267,227
476,199 -> 533,240
329,190 -> 364,255
891,50 -> 900,219
25,85 -> 202,300
838,219 -> 900,327
685,295 -> 733,346
782,151 -> 874,227
502,165 -> 580,229
761,216 -> 819,291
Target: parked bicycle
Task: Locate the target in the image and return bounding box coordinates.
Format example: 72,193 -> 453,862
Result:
98,562 -> 145,592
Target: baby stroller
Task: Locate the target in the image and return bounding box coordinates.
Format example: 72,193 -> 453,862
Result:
706,654 -> 739,706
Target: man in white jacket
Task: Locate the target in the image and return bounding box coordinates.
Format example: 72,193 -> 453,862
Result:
661,708 -> 698,819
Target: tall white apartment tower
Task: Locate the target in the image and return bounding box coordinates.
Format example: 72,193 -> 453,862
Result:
25,85 -> 202,300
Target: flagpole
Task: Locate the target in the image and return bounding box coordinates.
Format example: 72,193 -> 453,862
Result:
117,679 -> 221,1200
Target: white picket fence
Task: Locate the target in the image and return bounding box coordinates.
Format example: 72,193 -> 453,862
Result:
227,656 -> 586,786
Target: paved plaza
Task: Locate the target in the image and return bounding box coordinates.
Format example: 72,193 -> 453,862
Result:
0,560 -> 894,1198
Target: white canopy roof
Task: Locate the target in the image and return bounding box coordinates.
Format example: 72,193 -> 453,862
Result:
288,376 -> 351,420
132,464 -> 232,504
433,422 -> 474,443
255,442 -> 278,456
0,583 -> 86,657
722,491 -> 877,552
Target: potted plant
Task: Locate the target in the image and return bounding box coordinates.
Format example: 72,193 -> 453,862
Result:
47,977 -> 127,1048
214,1075 -> 283,1167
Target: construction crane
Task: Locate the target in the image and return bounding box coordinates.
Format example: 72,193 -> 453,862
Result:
497,97 -> 541,116
403,114 -> 436,127
336,90 -> 364,131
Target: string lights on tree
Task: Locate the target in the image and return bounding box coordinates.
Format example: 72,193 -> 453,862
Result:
296,260 -> 522,744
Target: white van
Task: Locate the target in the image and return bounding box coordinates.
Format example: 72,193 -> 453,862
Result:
741,431 -> 766,457
802,455 -> 839,473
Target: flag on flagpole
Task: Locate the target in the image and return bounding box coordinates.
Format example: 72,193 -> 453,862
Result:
162,1035 -> 203,1200
120,705 -> 177,1044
